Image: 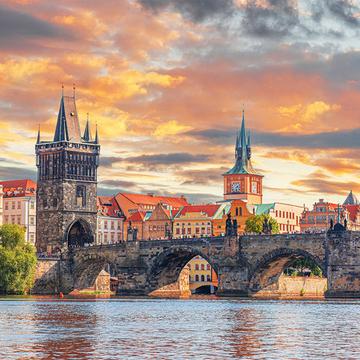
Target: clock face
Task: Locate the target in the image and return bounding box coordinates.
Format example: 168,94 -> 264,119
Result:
231,182 -> 240,193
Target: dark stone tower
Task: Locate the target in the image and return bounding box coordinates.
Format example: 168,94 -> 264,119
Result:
35,93 -> 100,254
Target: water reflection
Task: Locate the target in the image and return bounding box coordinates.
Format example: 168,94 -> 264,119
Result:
1,299 -> 360,359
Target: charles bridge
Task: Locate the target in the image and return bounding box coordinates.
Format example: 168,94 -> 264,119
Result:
33,230 -> 360,298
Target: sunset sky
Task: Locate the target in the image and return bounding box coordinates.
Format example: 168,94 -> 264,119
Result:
0,0 -> 359,206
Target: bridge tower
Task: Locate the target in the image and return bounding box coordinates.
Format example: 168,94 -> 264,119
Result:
223,110 -> 263,204
35,91 -> 100,254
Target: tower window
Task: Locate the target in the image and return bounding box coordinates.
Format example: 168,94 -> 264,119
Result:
76,185 -> 86,207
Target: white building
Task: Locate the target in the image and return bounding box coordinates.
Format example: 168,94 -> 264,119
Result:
0,180 -> 37,244
0,185 -> 3,226
97,196 -> 124,244
255,202 -> 304,233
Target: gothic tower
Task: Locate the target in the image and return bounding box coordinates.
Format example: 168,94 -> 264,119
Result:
223,111 -> 263,204
35,92 -> 100,253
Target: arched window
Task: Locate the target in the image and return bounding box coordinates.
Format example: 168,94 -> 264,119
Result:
195,275 -> 199,282
206,275 -> 211,282
201,264 -> 205,270
195,264 -> 199,270
201,275 -> 205,282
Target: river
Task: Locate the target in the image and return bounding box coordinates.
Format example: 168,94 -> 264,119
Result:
0,298 -> 360,359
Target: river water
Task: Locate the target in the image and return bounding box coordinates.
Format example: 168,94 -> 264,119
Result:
0,298 -> 360,359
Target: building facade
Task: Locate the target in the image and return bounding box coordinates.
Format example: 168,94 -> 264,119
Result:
255,202 -> 304,233
187,256 -> 218,293
300,199 -> 346,233
0,184 -> 2,226
144,203 -> 174,240
35,93 -> 100,254
0,179 -> 37,244
97,196 -> 124,244
213,199 -> 254,236
172,204 -> 227,238
223,111 -> 263,204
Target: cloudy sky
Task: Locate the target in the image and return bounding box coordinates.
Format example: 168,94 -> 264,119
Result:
0,0 -> 359,205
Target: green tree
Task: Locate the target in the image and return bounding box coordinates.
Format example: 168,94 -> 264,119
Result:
0,224 -> 37,294
245,214 -> 279,234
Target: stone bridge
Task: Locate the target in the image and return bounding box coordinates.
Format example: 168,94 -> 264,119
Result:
33,230 -> 360,298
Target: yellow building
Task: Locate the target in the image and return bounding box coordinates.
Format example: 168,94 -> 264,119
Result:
213,199 -> 254,236
186,256 -> 218,294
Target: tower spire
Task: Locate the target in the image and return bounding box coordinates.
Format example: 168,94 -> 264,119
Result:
94,123 -> 99,144
83,113 -> 92,142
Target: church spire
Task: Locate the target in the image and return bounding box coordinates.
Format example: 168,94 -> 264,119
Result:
83,113 -> 92,142
94,124 -> 99,144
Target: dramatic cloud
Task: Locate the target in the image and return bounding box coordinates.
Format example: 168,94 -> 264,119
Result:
0,4 -> 72,49
326,0 -> 360,27
0,0 -> 359,206
188,128 -> 360,149
243,0 -> 299,38
138,0 -> 235,22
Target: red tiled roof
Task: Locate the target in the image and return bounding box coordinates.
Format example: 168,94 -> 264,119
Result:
97,196 -> 122,218
127,211 -> 146,222
177,204 -> 220,218
346,205 -> 360,222
0,179 -> 37,198
115,192 -> 189,218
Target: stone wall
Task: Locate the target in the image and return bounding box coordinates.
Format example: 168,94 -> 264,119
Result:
149,266 -> 191,298
326,231 -> 360,297
251,274 -> 327,299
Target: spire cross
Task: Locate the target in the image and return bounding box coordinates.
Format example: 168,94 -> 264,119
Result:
61,83 -> 64,97
73,83 -> 76,98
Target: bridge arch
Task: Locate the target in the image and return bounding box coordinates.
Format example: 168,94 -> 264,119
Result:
147,245 -> 218,293
248,247 -> 326,296
71,252 -> 116,291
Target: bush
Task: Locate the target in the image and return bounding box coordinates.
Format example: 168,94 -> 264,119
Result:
0,224 -> 37,294
245,214 -> 279,234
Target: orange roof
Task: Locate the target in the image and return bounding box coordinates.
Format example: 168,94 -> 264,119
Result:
177,204 -> 220,218
97,196 -> 123,218
127,211 -> 146,222
346,205 -> 360,222
0,179 -> 37,198
115,192 -> 189,218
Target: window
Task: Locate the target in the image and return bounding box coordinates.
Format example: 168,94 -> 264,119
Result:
104,221 -> 108,229
12,202 -> 15,210
30,216 -> 35,225
195,275 -> 199,282
207,264 -> 210,270
176,228 -> 180,235
111,221 -> 115,230
76,185 -> 86,207
201,264 -> 205,270
251,181 -> 257,193
206,275 -> 211,282
29,233 -> 35,243
201,275 -> 205,282
4,203 -> 8,210
235,207 -> 239,216
195,264 -> 199,270
17,201 -> 21,209
17,216 -> 21,224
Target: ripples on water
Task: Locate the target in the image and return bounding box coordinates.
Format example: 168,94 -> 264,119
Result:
0,298 -> 360,359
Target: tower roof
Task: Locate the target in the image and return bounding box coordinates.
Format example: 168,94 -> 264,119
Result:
83,116 -> 92,142
54,95 -> 82,142
343,190 -> 359,205
224,111 -> 261,176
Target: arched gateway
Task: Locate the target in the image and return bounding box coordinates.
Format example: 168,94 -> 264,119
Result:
67,219 -> 94,248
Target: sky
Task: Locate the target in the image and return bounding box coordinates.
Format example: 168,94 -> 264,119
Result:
0,0 -> 359,206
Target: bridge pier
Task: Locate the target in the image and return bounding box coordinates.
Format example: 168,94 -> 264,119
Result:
326,231 -> 360,298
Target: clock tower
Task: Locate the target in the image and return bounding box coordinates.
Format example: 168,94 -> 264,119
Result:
223,111 -> 263,204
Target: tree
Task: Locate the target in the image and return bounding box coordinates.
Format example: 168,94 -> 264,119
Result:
245,214 -> 279,234
0,224 -> 37,294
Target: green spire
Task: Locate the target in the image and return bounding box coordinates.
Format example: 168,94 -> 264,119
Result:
94,124 -> 99,144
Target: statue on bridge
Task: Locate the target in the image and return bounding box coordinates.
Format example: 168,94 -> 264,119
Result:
262,217 -> 272,235
232,219 -> 238,236
225,214 -> 233,236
